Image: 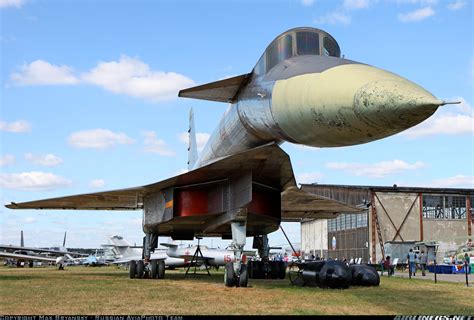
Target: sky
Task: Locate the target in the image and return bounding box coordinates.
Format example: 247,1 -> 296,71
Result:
1,0 -> 473,250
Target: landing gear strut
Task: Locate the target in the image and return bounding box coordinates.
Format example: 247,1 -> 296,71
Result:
225,220 -> 249,287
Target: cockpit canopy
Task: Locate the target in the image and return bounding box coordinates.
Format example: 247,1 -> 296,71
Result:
254,27 -> 341,75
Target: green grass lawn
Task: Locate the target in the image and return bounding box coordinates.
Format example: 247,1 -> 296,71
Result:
0,265 -> 472,315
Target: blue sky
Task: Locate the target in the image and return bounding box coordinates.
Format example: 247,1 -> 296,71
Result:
1,0 -> 473,249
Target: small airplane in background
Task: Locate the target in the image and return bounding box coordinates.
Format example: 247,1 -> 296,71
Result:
102,235 -> 187,278
0,230 -> 87,269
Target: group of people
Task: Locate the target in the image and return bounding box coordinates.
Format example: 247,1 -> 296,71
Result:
406,248 -> 428,277
382,248 -> 429,277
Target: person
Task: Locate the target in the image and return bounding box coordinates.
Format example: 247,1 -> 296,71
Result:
383,256 -> 394,276
419,250 -> 428,276
467,238 -> 472,249
315,254 -> 320,261
407,248 -> 417,277
310,254 -> 315,260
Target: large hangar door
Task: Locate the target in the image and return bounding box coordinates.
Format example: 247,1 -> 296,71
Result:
370,191 -> 421,263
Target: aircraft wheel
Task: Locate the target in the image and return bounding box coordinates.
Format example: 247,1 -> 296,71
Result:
129,260 -> 137,279
150,260 -> 158,279
238,264 -> 248,288
157,261 -> 165,279
136,260 -> 145,279
29,261 -> 34,268
224,262 -> 235,287
278,262 -> 287,279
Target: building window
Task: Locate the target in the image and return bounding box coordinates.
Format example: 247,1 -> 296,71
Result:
423,195 -> 466,220
328,212 -> 368,232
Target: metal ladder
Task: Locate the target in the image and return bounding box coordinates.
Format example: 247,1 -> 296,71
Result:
371,193 -> 385,262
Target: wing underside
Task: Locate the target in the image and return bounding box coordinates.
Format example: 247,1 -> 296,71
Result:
281,186 -> 362,221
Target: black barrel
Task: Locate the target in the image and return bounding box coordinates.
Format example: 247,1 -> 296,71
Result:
318,260 -> 352,289
301,261 -> 326,287
349,265 -> 380,287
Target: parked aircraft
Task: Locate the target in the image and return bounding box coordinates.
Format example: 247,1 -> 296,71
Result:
6,27 -> 455,287
0,231 -> 86,269
102,235 -> 187,278
162,242 -> 255,268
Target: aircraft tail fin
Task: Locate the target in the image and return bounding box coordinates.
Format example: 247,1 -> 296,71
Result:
63,231 -> 67,247
21,230 -> 24,247
187,108 -> 198,171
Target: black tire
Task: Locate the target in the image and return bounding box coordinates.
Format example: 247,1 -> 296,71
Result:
29,261 -> 34,268
224,262 -> 235,287
270,262 -> 279,279
129,260 -> 137,279
238,264 -> 248,287
136,260 -> 145,279
278,262 -> 287,279
157,261 -> 165,279
150,260 -> 158,279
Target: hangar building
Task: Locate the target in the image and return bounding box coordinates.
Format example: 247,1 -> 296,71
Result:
300,184 -> 473,263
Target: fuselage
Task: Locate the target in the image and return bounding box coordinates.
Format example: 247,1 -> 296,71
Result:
196,27 -> 442,168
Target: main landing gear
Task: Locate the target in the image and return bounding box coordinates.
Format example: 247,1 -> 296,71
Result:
129,260 -> 165,279
224,221 -> 249,287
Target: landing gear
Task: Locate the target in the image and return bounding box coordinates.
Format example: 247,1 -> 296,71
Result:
129,260 -> 137,279
157,261 -> 165,279
150,260 -> 158,279
238,264 -> 248,287
136,260 -> 145,279
131,259 -> 165,280
225,262 -> 235,287
224,220 -> 249,287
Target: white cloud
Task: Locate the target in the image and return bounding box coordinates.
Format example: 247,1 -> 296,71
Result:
10,60 -> 78,85
326,160 -> 425,178
178,132 -> 210,152
89,179 -> 105,189
0,155 -> 15,167
68,129 -> 135,149
398,6 -> 435,22
343,0 -> 371,10
0,171 -> 72,191
301,0 -> 314,6
25,153 -> 63,167
82,55 -> 195,101
142,131 -> 176,156
9,56 -> 194,102
402,97 -> 474,138
314,12 -> 352,25
0,120 -> 31,133
296,172 -> 324,185
447,0 -> 466,10
431,175 -> 474,188
0,0 -> 25,8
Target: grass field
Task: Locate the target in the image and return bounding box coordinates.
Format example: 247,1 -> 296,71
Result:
0,265 -> 472,315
